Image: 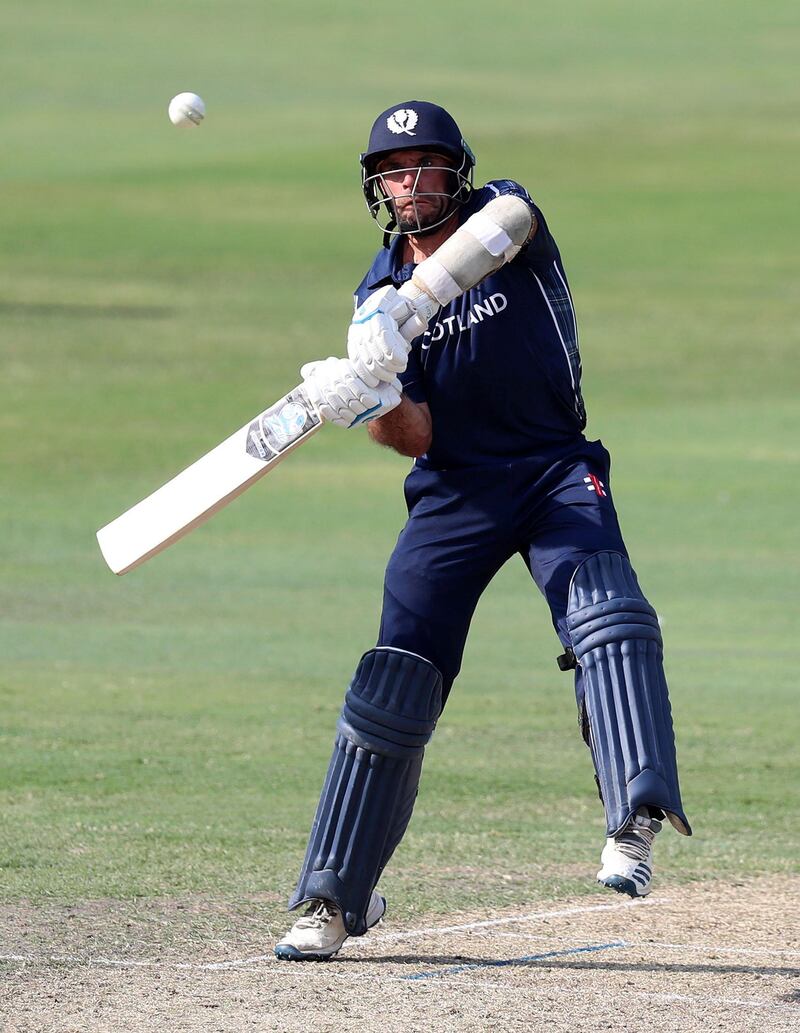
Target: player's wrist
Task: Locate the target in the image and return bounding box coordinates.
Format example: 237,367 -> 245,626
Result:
397,281 -> 440,328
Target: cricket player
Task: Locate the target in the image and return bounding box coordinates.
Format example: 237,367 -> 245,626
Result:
274,101 -> 691,961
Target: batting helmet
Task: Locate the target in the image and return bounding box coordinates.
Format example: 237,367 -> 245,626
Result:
360,100 -> 475,240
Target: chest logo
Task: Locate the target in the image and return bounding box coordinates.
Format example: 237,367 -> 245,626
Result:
387,108 -> 418,136
423,292 -> 508,343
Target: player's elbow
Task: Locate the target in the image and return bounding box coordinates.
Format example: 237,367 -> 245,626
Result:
396,431 -> 433,458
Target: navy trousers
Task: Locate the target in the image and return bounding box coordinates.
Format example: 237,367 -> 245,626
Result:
377,438 -> 627,706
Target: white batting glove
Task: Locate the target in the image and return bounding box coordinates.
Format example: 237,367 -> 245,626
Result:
301,356 -> 402,428
347,284 -> 439,387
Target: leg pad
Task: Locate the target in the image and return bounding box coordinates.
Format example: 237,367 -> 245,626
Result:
568,552 -> 691,837
288,647 -> 442,934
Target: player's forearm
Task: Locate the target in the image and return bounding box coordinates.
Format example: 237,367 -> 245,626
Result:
367,396 -> 432,457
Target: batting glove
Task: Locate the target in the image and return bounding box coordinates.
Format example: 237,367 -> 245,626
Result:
347,284 -> 437,387
301,356 -> 402,428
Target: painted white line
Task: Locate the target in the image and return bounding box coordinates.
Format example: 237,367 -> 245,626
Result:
639,991 -> 798,1012
89,957 -> 159,969
481,933 -> 800,959
0,953 -> 155,969
100,953 -> 277,971
0,899 -> 665,971
633,940 -> 800,959
344,897 -> 664,948
403,977 -> 800,1014
0,951 -> 275,972
403,941 -> 628,980
488,932 -> 621,944
180,954 -> 275,971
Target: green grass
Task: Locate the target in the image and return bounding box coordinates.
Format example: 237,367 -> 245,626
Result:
1,0 -> 798,917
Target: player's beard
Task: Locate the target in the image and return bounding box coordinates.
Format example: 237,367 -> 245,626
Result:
395,193 -> 452,235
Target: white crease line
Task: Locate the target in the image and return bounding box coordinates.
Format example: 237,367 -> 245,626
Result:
183,954 -> 275,971
0,952 -> 275,972
481,934 -> 800,959
636,992 -> 797,1012
634,940 -> 800,959
403,941 -> 628,980
400,977 -> 800,1013
489,932 -> 620,943
0,953 -> 156,969
116,953 -> 277,971
0,897 -> 665,972
345,897 -> 665,948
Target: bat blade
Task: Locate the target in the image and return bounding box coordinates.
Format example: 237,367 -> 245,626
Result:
97,386 -> 322,575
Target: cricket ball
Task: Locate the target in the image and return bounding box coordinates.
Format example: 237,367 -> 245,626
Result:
168,92 -> 206,127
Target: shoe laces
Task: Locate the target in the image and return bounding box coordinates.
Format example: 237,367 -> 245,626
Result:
294,900 -> 339,930
613,810 -> 662,862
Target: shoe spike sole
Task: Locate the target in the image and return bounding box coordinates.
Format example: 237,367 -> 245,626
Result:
598,874 -> 648,899
274,944 -> 338,962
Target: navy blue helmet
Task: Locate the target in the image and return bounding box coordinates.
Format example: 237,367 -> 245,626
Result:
360,101 -> 475,240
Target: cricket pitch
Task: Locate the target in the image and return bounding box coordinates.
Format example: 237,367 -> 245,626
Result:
2,875 -> 798,1032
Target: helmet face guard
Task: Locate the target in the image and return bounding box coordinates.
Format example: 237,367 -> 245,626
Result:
360,101 -> 475,240
361,151 -> 474,237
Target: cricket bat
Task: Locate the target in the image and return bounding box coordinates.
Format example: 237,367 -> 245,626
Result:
96,386 -> 322,575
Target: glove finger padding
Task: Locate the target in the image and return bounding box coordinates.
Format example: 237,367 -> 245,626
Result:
352,376 -> 402,425
299,359 -> 327,381
348,309 -> 410,386
300,356 -> 401,428
301,357 -> 350,426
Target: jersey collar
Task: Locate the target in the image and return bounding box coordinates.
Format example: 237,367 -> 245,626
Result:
363,203 -> 473,290
364,234 -> 416,290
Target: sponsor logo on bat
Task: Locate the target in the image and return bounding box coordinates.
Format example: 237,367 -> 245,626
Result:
246,399 -> 311,461
263,401 -> 308,446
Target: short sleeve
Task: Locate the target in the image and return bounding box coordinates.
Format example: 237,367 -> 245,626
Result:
353,283 -> 370,309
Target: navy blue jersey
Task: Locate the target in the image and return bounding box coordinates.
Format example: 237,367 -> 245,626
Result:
353,180 -> 587,469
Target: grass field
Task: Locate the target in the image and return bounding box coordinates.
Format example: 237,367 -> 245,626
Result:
2,2 -> 799,1026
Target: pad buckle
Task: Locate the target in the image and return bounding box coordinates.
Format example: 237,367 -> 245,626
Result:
556,647 -> 577,672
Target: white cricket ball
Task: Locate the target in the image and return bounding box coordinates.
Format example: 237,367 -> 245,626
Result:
168,92 -> 206,127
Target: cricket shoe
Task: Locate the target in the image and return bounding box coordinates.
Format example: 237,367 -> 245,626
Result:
597,808 -> 662,898
273,890 -> 386,961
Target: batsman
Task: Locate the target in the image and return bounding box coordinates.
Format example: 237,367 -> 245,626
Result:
275,101 -> 691,961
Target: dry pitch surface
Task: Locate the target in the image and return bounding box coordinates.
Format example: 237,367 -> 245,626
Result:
2,876 -> 798,1032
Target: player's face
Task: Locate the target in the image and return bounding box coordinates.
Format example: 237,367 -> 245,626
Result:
375,149 -> 455,232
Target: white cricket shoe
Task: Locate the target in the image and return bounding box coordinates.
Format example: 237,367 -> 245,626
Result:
597,808 -> 662,897
273,890 -> 386,961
